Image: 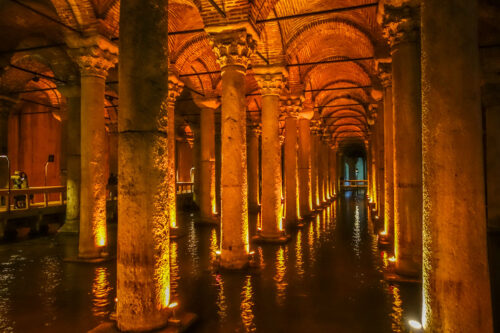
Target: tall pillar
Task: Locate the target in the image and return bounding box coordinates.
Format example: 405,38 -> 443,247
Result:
365,140 -> 372,201
0,96 -> 17,189
370,133 -> 377,207
336,151 -> 343,195
58,85 -> 81,233
209,28 -> 256,268
317,131 -> 326,203
310,120 -> 320,208
117,0 -> 172,329
193,97 -> 219,223
421,0 -> 493,331
247,123 -> 261,212
376,104 -> 385,217
382,4 -> 422,276
283,97 -> 301,226
329,147 -> 337,197
67,35 -> 117,259
298,118 -> 312,216
254,67 -> 288,241
166,74 -> 183,229
322,137 -> 331,200
380,63 -> 394,242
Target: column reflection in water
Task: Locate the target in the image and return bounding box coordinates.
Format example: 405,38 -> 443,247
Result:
40,256 -> 62,326
389,284 -> 403,332
352,205 -> 361,258
92,266 -> 112,319
308,222 -> 315,266
0,255 -> 23,332
295,230 -> 304,280
188,215 -> 199,275
240,275 -> 256,332
209,228 -> 218,266
215,274 -> 227,322
274,246 -> 288,305
170,241 -> 179,300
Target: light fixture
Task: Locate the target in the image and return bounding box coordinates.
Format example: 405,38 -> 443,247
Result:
408,319 -> 422,330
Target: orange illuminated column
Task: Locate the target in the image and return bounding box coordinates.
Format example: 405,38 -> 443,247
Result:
254,66 -> 289,242
382,4 -> 422,277
421,0 -> 493,331
67,35 -> 117,259
166,72 -> 184,230
365,140 -> 371,201
117,0 -> 172,329
298,117 -> 312,217
329,146 -> 337,197
370,130 -> 378,209
283,96 -> 302,226
209,28 -> 255,267
336,150 -> 343,195
322,137 -> 331,200
316,129 -> 326,204
58,85 -> 81,233
247,122 -> 261,212
379,63 -> 394,243
0,96 -> 16,191
375,103 -> 385,217
193,96 -> 219,223
309,120 -> 320,208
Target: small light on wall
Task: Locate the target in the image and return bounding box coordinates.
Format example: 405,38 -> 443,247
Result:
388,256 -> 396,263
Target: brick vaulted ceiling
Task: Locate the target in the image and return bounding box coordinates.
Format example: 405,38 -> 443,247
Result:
0,0 -> 497,147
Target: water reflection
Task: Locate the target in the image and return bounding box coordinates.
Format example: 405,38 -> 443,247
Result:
295,230 -> 304,280
0,255 -> 23,333
352,205 -> 361,258
188,217 -> 199,275
209,228 -> 218,266
39,256 -> 62,326
170,241 -> 179,299
274,246 -> 287,305
91,266 -> 112,319
308,222 -> 315,266
215,274 -> 227,322
389,284 -> 403,332
240,275 -> 256,332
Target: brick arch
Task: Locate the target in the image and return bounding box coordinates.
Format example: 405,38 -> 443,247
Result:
311,79 -> 371,101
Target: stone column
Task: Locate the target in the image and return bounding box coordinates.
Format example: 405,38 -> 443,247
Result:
247,123 -> 261,212
254,67 -> 288,242
58,85 -> 81,233
370,133 -> 377,207
365,140 -> 372,201
0,96 -> 16,190
421,0 -> 493,331
376,104 -> 384,217
166,74 -> 183,230
117,0 -> 172,329
382,4 -> 422,276
193,96 -> 219,223
310,121 -> 320,208
322,137 -> 331,200
298,118 -> 312,216
336,151 -> 343,195
283,97 -> 301,226
67,35 -> 117,259
380,64 -> 394,243
329,147 -> 337,197
209,28 -> 256,268
317,131 -> 326,203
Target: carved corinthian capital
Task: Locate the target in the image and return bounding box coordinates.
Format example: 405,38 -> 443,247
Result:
209,29 -> 256,70
66,34 -> 118,78
167,71 -> 184,108
254,66 -> 287,97
280,95 -> 304,118
380,1 -> 420,49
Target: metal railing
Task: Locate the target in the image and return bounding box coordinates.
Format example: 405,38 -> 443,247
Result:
340,179 -> 368,189
176,182 -> 194,194
0,186 -> 66,212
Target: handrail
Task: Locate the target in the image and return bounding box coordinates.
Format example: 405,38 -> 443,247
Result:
176,182 -> 194,194
0,185 -> 66,212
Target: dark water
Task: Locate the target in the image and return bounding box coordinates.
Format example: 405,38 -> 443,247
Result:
0,193 -> 421,332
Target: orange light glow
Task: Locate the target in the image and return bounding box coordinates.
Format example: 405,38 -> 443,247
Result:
240,276 -> 255,332
95,222 -> 107,247
168,302 -> 178,309
389,256 -> 396,263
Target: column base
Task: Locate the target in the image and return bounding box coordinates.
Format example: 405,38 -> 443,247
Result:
170,226 -> 186,239
219,249 -> 251,269
285,218 -> 305,229
383,257 -> 421,284
378,234 -> 392,249
252,232 -> 291,244
90,311 -> 198,333
64,253 -> 115,264
195,215 -> 220,226
58,219 -> 79,233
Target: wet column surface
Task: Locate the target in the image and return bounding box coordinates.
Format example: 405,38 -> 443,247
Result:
247,123 -> 260,212
58,85 -> 81,233
117,0 -> 171,330
421,0 -> 493,331
210,29 -> 255,268
67,35 -> 117,259
382,4 -> 422,277
298,118 -> 312,217
310,121 -> 320,209
254,68 -> 287,242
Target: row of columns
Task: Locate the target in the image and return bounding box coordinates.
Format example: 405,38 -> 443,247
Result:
372,1 -> 493,331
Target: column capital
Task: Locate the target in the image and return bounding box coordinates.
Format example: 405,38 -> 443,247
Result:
167,72 -> 184,108
0,95 -> 18,115
379,1 -> 420,49
279,133 -> 285,146
376,61 -> 393,88
310,119 -> 322,134
209,28 -> 256,70
280,95 -> 304,118
66,34 -> 118,78
254,66 -> 288,97
248,123 -> 262,136
192,95 -> 220,110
